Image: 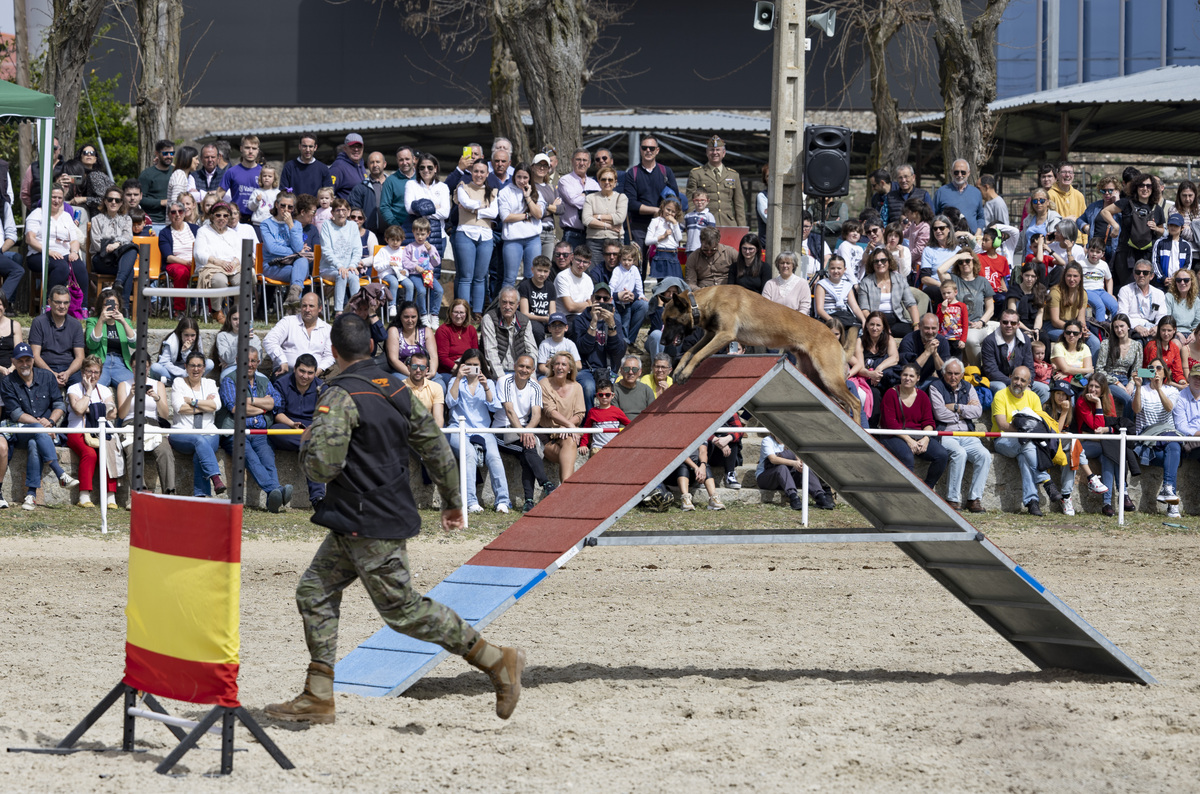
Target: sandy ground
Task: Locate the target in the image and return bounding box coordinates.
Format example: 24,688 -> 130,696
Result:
1,530 -> 1198,793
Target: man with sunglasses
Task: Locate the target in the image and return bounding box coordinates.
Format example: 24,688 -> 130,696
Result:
623,136 -> 680,255
1118,259 -> 1169,340
137,139 -> 175,224
981,308 -> 1049,402
594,148 -> 623,193
612,355 -> 654,420
931,159 -> 986,236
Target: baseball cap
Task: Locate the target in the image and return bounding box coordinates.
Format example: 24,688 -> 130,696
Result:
532,153 -> 552,167
1169,213 -> 1185,227
344,133 -> 364,146
651,276 -> 688,299
592,282 -> 612,296
12,342 -> 33,360
548,312 -> 568,326
1049,380 -> 1075,398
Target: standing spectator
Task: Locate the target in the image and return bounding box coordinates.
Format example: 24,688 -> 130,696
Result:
481,286 -> 536,377
487,140 -> 514,184
868,169 -> 892,224
612,355 -> 654,420
264,292 -> 335,376
219,135 -> 262,222
194,144 -> 225,193
1117,259 -> 1168,340
610,244 -> 648,345
1099,171 -> 1164,289
405,153 -> 451,259
623,136 -> 681,254
168,351 -> 225,498
28,285 -> 84,390
686,135 -> 745,227
762,250 -> 811,313
246,164 -> 281,231
684,191 -> 717,254
531,153 -> 561,259
1131,359 -> 1184,512
379,145 -> 418,242
25,186 -> 85,293
496,354 -> 556,512
756,434 -> 834,510
328,134 -> 367,200
902,198 -> 933,272
593,148 -> 619,192
684,227 -> 737,290
556,149 -> 598,251
981,308 -> 1047,402
991,366 -> 1062,516
452,159 -> 499,314
1082,175 -> 1122,260
518,255 -> 557,345
349,151 -> 389,238
884,164 -> 932,227
497,162 -> 545,285
877,362 -> 949,489
218,348 -> 291,513
167,145 -> 202,207
270,352 -> 326,510
138,139 -> 174,223
280,134 -> 333,198
1020,163 -> 1057,228
898,313 -> 950,388
1047,160 -> 1087,225
444,143 -> 483,236
1150,214 -> 1193,282
582,165 -> 627,266
2,342 -> 78,510
932,159 -> 986,234
979,174 -> 1009,226
645,198 -> 684,279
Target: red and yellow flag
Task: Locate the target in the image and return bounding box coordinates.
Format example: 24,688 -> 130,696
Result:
123,492 -> 242,707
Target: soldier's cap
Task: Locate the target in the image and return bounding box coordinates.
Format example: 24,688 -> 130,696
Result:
548,312 -> 568,326
651,276 -> 688,299
12,342 -> 32,360
1190,363 -> 1200,378
707,135 -> 725,148
541,144 -> 557,156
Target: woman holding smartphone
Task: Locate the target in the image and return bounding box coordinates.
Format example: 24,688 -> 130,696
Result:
447,349 -> 511,514
84,288 -> 137,410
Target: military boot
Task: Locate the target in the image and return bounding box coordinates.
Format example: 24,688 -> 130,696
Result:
264,662 -> 335,724
464,639 -> 525,719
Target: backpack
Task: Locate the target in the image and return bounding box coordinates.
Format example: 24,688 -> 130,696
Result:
1126,203 -> 1157,250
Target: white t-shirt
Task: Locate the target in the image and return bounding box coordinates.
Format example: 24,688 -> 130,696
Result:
538,336 -> 581,366
1081,259 -> 1112,292
495,373 -> 544,441
835,240 -> 864,282
66,382 -> 113,430
554,269 -> 594,313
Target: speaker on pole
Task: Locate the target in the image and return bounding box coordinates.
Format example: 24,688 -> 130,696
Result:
803,125 -> 852,197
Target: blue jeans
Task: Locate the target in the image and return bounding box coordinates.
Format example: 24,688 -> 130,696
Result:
1109,381 -> 1133,419
575,369 -> 597,410
322,267 -> 360,311
270,433 -> 326,503
502,235 -> 540,286
941,435 -> 992,503
878,435 -> 950,488
170,433 -> 221,496
18,424 -> 65,490
993,437 -> 1049,505
645,328 -> 664,361
452,432 -> 510,509
452,231 -> 494,313
1080,439 -> 1116,505
0,251 -> 25,301
615,299 -> 649,345
93,248 -> 139,305
561,227 -> 586,252
100,352 -> 134,386
221,433 -> 280,493
264,258 -> 309,287
33,252 -> 88,294
1087,289 -> 1118,323
1144,441 -> 1182,488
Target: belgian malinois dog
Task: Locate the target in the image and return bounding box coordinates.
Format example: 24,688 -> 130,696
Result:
661,285 -> 862,418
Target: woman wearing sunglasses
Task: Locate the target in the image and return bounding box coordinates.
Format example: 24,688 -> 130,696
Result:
1017,187 -> 1062,260
1099,171 -> 1165,288
75,143 -> 115,215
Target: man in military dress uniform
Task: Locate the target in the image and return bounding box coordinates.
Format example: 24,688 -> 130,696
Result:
265,314 -> 525,723
686,136 -> 746,227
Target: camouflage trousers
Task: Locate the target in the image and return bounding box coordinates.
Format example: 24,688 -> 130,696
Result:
296,533 -> 480,667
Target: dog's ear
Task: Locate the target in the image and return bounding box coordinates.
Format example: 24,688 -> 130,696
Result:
672,293 -> 690,311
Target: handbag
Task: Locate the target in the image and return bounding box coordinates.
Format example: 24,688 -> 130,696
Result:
66,268 -> 87,319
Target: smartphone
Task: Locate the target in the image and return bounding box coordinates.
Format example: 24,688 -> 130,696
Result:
1137,368 -> 1155,379
462,146 -> 473,160
105,298 -> 118,314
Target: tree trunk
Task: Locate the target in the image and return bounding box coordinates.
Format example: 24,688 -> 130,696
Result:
864,9 -> 910,173
489,23 -> 530,164
40,0 -> 108,157
135,0 -> 183,171
491,0 -> 597,175
928,0 -> 1010,179
14,0 -> 34,182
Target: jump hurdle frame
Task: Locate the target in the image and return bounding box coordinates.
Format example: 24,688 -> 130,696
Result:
9,241 -> 294,775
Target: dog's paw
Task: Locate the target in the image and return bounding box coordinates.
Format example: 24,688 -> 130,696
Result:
673,370 -> 690,385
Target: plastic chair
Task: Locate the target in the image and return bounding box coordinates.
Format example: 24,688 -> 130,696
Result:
129,236 -> 164,319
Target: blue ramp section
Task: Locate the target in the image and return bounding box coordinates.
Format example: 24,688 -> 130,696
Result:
334,565 -> 546,697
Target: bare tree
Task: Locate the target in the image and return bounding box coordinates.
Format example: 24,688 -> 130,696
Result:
489,25 -> 530,163
40,0 -> 108,155
927,0 -> 1010,178
133,0 -> 184,171
13,0 -> 35,178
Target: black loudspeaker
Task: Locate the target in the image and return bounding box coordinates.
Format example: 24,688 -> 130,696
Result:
803,125 -> 852,197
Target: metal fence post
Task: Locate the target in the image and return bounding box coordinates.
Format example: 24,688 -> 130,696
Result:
458,418 -> 468,527
99,422 -> 108,534
1117,428 -> 1127,526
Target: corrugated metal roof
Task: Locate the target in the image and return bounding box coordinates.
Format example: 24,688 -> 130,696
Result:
203,110 -> 774,140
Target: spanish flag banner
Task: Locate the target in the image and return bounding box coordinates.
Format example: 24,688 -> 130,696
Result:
123,492 -> 242,707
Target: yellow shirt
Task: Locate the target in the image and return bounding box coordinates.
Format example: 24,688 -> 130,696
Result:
990,385 -> 1045,433
640,373 -> 673,398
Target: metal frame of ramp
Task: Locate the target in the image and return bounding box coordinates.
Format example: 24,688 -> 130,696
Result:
333,356 -> 1154,697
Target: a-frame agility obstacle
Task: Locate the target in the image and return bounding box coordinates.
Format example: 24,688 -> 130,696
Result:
334,355 -> 1154,697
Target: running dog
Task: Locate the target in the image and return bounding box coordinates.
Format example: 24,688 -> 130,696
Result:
661,285 -> 861,418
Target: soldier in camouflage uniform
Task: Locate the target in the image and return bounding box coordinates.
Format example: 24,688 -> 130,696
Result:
265,313 -> 525,724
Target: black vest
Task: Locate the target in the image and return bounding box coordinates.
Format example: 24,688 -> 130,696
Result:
312,360 -> 421,539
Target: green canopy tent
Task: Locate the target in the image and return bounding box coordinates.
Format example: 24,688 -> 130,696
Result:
0,80 -> 57,307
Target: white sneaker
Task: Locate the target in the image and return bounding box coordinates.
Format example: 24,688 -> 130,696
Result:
22,494 -> 35,511
496,504 -> 509,514
1167,504 -> 1181,518
707,496 -> 725,511
0,497 -> 9,509
1161,484 -> 1180,505
680,493 -> 695,511
1062,494 -> 1075,516
1088,475 -> 1109,494
467,504 -> 484,514
59,473 -> 79,489
723,472 -> 741,490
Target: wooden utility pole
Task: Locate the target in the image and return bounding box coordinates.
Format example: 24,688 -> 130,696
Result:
767,0 -> 806,263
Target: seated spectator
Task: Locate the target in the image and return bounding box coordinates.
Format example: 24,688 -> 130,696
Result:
1095,313 -> 1141,417
193,201 -> 242,323
1142,316 -> 1187,388
539,352 -> 586,484
1073,373 -> 1122,516
929,357 -> 990,512
642,353 -> 674,398
856,247 -> 919,338
447,348 -> 510,514
28,285 -> 85,391
1004,263 -> 1047,339
762,251 -> 811,313
64,355 -> 119,508
168,351 -> 225,497
708,411 -> 744,490
1118,260 -> 1168,340
580,378 -> 630,457
263,292 -> 334,377
1132,358 -> 1183,514
481,286 -> 536,378
684,227 -> 735,289
84,289 -> 136,410
434,298 -> 479,391
385,301 -> 439,379
673,441 -> 724,512
90,186 -> 139,305
261,192 -> 312,308
495,354 -> 556,512
152,315 -> 211,384
270,352 -> 326,510
554,246 -> 595,320
936,246 -> 997,363
116,358 -> 175,495
25,186 -> 85,293
217,348 -> 290,512
518,255 -> 557,345
159,200 -> 200,313
582,166 -> 625,267
1,343 -> 78,510
990,366 -> 1061,516
1172,364 -> 1200,472
728,234 -> 769,294
212,307 -> 263,380
645,277 -> 701,362
1165,270 -> 1200,344
898,314 -> 950,389
756,434 -> 833,510
611,244 -> 649,347
1050,319 -> 1094,383
573,283 -> 625,407
856,311 -> 900,426
0,295 -> 23,378
612,355 -> 655,420
877,362 -> 949,489
981,308 -> 1049,403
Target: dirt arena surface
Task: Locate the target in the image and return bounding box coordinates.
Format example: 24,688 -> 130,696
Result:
2,526 -> 1198,792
